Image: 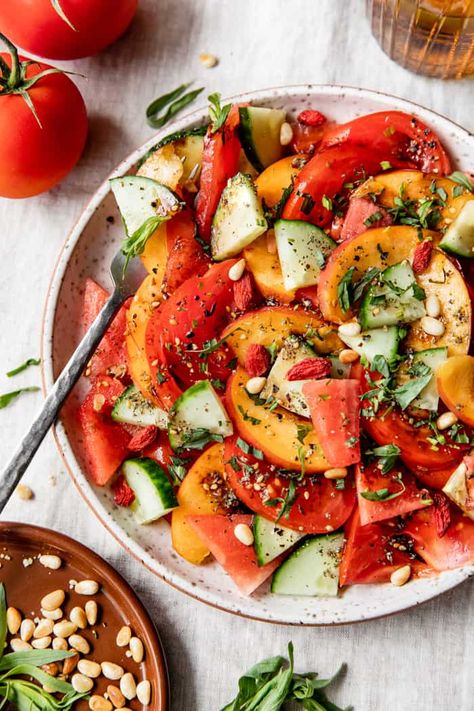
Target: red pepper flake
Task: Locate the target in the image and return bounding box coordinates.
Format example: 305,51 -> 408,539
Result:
286,357 -> 331,381
245,344 -> 270,377
412,240 -> 433,274
113,475 -> 135,507
233,273 -> 254,312
127,426 -> 158,452
433,491 -> 451,538
297,109 -> 327,127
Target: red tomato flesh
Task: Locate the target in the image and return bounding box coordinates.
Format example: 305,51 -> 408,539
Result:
404,505 -> 474,570
163,208 -> 209,293
303,379 -> 361,466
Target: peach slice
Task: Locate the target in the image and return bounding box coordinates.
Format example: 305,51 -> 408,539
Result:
437,355 -> 474,426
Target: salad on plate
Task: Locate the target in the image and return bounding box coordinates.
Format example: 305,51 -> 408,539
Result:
77,95 -> 474,598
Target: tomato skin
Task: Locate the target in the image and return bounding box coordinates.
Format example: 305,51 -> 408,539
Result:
282,145 -> 407,226
404,505 -> 474,570
0,0 -> 138,60
224,437 -> 356,534
163,209 -> 209,292
320,111 -> 452,175
0,54 -> 87,198
195,107 -> 241,241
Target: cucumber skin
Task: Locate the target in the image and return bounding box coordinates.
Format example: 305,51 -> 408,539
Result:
238,106 -> 286,173
439,201 -> 474,258
168,380 -> 232,450
123,458 -> 177,524
253,515 -> 304,567
138,126 -> 207,167
271,533 -> 343,597
274,219 -> 336,291
111,385 -> 167,428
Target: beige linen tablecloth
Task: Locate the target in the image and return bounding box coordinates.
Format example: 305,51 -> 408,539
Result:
0,1 -> 472,708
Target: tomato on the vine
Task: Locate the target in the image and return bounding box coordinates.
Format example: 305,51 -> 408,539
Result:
0,0 -> 138,60
0,36 -> 87,198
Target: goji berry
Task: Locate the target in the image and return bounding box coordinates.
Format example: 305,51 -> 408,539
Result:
113,475 -> 135,507
245,344 -> 270,377
127,426 -> 158,452
297,110 -> 327,127
233,273 -> 254,312
412,240 -> 433,274
286,357 -> 331,381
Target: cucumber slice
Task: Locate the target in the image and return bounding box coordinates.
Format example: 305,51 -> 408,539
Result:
274,219 -> 336,291
168,380 -> 233,451
211,173 -> 267,260
443,459 -> 474,521
253,515 -> 305,567
409,347 -> 448,411
138,126 -> 206,168
239,107 -> 287,172
338,326 -> 401,365
440,200 -> 474,258
328,356 -> 351,379
271,533 -> 344,597
122,458 -> 177,524
110,175 -> 183,237
260,336 -> 315,418
111,385 -> 168,428
359,260 -> 425,330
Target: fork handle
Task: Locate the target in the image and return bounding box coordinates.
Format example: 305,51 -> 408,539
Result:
0,291 -> 123,514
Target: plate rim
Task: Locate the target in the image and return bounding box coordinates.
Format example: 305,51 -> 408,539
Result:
41,82 -> 474,626
0,520 -> 169,709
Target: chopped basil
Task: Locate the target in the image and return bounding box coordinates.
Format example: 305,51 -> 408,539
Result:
146,83 -> 204,129
6,358 -> 41,378
265,478 -> 297,523
0,386 -> 40,410
208,92 -> 231,133
178,428 -> 224,451
363,210 -> 383,227
296,423 -> 312,444
236,437 -> 264,460
366,443 -> 401,474
321,194 -> 333,211
380,160 -> 392,171
337,267 -> 355,312
360,476 -> 406,502
448,171 -> 474,193
237,405 -> 261,426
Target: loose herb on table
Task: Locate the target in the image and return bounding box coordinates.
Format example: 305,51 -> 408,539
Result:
6,358 -> 41,378
146,83 -> 205,129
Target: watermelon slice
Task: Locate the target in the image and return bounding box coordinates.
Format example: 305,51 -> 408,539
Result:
80,278 -> 130,379
356,461 -> 432,526
340,197 -> 392,242
404,505 -> 474,571
77,376 -> 131,486
187,514 -> 281,595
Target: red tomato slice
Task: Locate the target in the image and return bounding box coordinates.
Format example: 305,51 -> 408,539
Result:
404,505 -> 474,570
303,379 -> 361,466
187,514 -> 280,595
145,260 -> 237,392
282,144 -> 407,226
195,106 -> 241,241
319,111 -> 452,175
80,278 -> 130,380
77,377 -> 131,486
354,364 -> 469,486
224,437 -> 356,534
339,509 -> 430,585
163,208 -> 209,293
355,461 -> 432,526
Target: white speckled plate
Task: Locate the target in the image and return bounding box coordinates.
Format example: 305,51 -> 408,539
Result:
42,85 -> 474,625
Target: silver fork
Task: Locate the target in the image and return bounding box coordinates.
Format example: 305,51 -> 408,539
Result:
0,250 -> 147,514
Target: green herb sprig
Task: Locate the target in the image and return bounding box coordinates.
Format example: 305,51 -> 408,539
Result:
146,83 -> 204,129
448,171 -> 474,194
208,93 -> 232,133
0,387 -> 40,410
6,358 -> 41,378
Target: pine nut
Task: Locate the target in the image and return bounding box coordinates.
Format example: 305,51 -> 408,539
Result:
41,590 -> 65,611
6,607 -> 21,635
52,637 -> 68,651
246,376 -> 267,394
34,618 -> 54,638
70,607 -> 87,630
63,653 -> 80,675
425,294 -> 441,318
436,411 -> 458,430
101,662 -> 124,681
39,554 -> 62,570
116,625 -> 132,648
390,564 -> 412,587
233,523 -> 254,546
420,316 -> 445,337
129,636 -> 144,663
75,580 -> 99,596
266,228 -> 277,254
72,673 -> 94,694
107,684 -> 126,708
89,697 -> 113,711
339,349 -> 359,364
338,321 -> 361,338
69,634 -> 90,655
136,680 -> 151,706
20,618 -> 35,641
41,663 -> 59,677
228,258 -> 246,281
16,483 -> 33,500
42,607 -> 63,621
85,600 -> 98,626
324,467 -> 348,480
54,620 -> 77,638
199,52 -> 218,68
32,636 -> 52,649
11,638 -> 32,652
120,673 -> 137,701
77,659 -> 101,679
280,121 -> 293,146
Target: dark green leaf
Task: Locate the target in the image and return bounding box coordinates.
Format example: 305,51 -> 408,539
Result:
146,83 -> 204,129
448,171 -> 474,193
393,372 -> 432,410
6,358 -> 41,378
360,476 -> 405,502
337,268 -> 355,313
208,93 -> 232,133
0,387 -> 40,409
121,216 -> 165,270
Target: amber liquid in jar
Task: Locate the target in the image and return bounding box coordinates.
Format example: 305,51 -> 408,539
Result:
367,0 -> 474,78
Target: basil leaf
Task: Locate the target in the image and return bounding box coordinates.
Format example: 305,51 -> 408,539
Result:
121,215 -> 166,270
208,92 -> 232,133
393,372 -> 433,410
177,428 -> 224,452
337,267 -> 355,312
448,171 -> 474,193
360,477 -> 406,502
0,387 -> 40,409
146,84 -> 204,129
6,358 -> 40,378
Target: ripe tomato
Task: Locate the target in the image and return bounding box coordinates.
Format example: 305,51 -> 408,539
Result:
0,48 -> 87,198
0,0 -> 138,60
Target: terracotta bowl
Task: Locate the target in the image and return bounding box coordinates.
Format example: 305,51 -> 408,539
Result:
42,84 -> 474,626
